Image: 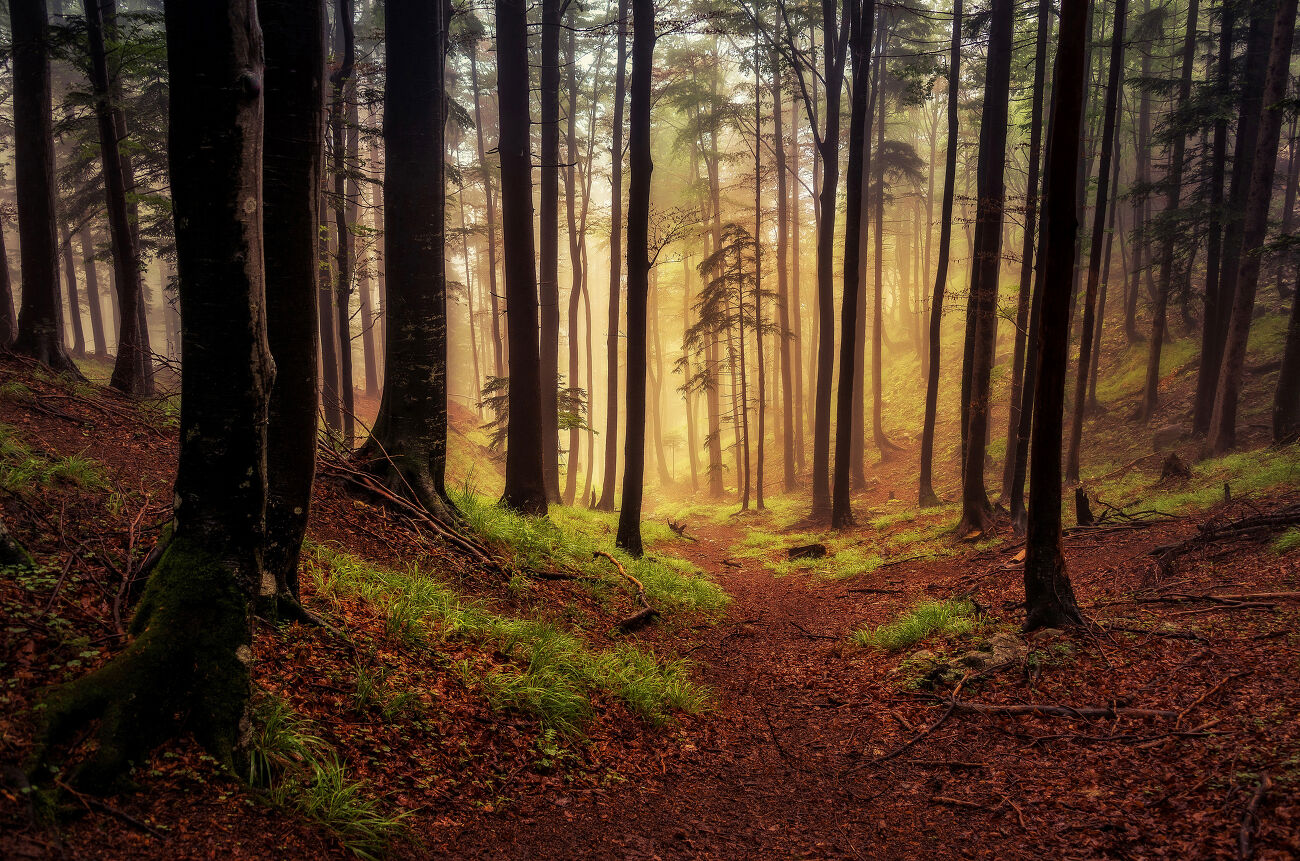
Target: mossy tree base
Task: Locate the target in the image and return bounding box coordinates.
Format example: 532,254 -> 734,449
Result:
33,535 -> 252,794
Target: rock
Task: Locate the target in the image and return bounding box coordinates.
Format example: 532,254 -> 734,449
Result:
1152,423 -> 1187,452
958,650 -> 996,670
1027,627 -> 1064,642
986,632 -> 1027,664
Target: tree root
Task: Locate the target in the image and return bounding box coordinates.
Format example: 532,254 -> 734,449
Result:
593,550 -> 659,633
30,536 -> 252,794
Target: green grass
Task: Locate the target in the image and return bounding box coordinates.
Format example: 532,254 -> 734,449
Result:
452,489 -> 729,616
1274,528 -> 1300,556
851,599 -> 981,651
307,546 -> 708,732
1086,443 -> 1300,514
0,424 -> 110,494
249,694 -> 408,860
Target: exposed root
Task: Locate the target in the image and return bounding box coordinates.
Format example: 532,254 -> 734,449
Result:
593,550 -> 660,633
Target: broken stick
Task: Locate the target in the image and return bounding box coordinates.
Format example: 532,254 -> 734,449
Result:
593,550 -> 660,633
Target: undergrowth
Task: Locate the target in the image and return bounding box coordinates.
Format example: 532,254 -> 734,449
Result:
249,693 -> 408,859
0,423 -> 109,494
306,546 -> 708,733
852,599 -> 981,650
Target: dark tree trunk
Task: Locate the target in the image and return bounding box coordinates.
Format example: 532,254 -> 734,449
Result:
753,31 -> 764,511
957,0 -> 1013,536
330,0 -> 356,447
1125,0 -> 1153,345
497,0 -> 548,516
84,0 -> 150,394
261,0 -> 324,603
469,41 -> 504,379
869,13 -> 893,459
0,216 -> 15,347
539,0 -> 563,503
615,0 -> 654,555
1277,276 -> 1300,442
919,0 -> 961,508
317,183 -> 343,433
1001,0 -> 1050,499
789,94 -> 806,473
1138,0 -> 1202,423
11,0 -> 78,374
832,0 -> 874,529
1087,127 -> 1123,411
563,18 -> 583,506
59,220 -> 87,358
357,0 -> 458,519
597,0 -> 628,512
1023,0 -> 1087,632
1195,1 -> 1269,434
78,226 -> 107,357
38,0 -> 272,791
1065,0 -> 1129,482
1206,0 -> 1296,454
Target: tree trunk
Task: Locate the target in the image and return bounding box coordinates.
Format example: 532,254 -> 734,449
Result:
563,19 -> 583,505
1206,0 -> 1296,455
958,0 -> 1013,536
597,0 -> 628,511
1024,0 -> 1086,632
1276,274 -> 1300,442
1000,0 -> 1050,498
261,0 -> 323,603
37,0 -> 272,791
1195,1 -> 1270,434
1125,0 -> 1153,345
317,184 -> 343,433
59,220 -> 87,358
330,0 -> 356,447
11,0 -> 78,374
789,93 -> 806,473
869,12 -> 893,459
537,0 -> 563,502
78,226 -> 107,357
1138,0 -> 1202,423
615,0 -> 654,555
772,35 -> 795,493
469,41 -> 503,379
1065,0 -> 1130,482
0,214 -> 15,347
1088,125 -> 1123,411
357,0 -> 458,519
832,0 -> 874,529
753,32 -> 765,511
497,0 -> 549,516
83,0 -> 150,393
919,0 -> 961,508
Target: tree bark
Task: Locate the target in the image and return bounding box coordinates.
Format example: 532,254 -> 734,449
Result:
563,17 -> 583,506
1024,0 -> 1086,632
1206,0 -> 1296,454
919,0 -> 961,508
329,0 -> 356,447
468,40 -> 503,379
59,219 -> 87,358
77,226 -> 108,357
772,32 -> 795,493
0,214 -> 15,347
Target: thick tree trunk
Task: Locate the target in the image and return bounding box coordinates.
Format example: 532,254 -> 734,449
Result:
497,0 -> 549,516
37,0 -> 271,791
957,0 -> 1013,536
615,0 -> 654,555
83,0 -> 150,393
1024,0 -> 1086,632
262,0 -> 323,603
538,0 -> 563,503
1206,0 -> 1296,454
1138,0 -> 1202,423
357,0 -> 458,520
597,0 -> 628,512
919,0 -> 961,508
1065,0 -> 1129,482
1001,0 -> 1050,498
11,0 -> 78,374
77,226 -> 107,357
832,0 -> 874,529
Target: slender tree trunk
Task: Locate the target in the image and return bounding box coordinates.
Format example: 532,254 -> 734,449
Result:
682,257 -> 700,491
1206,0 -> 1296,454
957,0 -> 1013,536
789,93 -> 806,472
1138,0 -> 1201,423
649,274 -> 674,487
469,41 -> 504,379
1276,273 -> 1300,441
497,0 -> 548,515
0,215 -> 15,347
1088,127 -> 1123,411
1065,0 -> 1129,482
1024,0 -> 1086,632
869,12 -> 892,459
1001,0 -> 1050,498
11,0 -> 78,374
597,0 -> 628,511
615,0 -> 654,555
918,0 -> 960,508
78,226 -> 107,357
772,35 -> 795,493
563,20 -> 584,505
330,0 -> 356,446
59,220 -> 87,358
1125,0 -> 1153,345
753,29 -> 764,511
317,184 -> 343,432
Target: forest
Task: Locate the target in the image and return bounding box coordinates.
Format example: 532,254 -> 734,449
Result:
0,0 -> 1299,856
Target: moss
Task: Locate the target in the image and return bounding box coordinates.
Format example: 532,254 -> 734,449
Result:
32,533 -> 252,793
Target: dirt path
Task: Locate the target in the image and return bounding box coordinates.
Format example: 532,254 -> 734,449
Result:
442,525 -> 950,860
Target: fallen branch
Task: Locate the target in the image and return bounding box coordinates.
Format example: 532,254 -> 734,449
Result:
593,550 -> 659,633
937,698 -> 1179,721
1177,673 -> 1249,726
1238,773 -> 1273,861
787,542 -> 827,560
789,620 -> 838,640
667,519 -> 697,541
1151,503 -> 1300,572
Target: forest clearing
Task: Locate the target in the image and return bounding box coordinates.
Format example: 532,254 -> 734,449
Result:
2,0 -> 1300,857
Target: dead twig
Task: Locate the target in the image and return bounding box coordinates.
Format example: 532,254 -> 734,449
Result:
593,550 -> 659,633
1238,773 -> 1273,861
936,698 -> 1179,720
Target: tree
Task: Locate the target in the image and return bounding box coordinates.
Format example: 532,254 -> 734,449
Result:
1023,0 -> 1087,632
1065,0 -> 1129,483
83,0 -> 152,395
918,0 -> 960,508
540,0 -> 563,502
957,0 -> 1013,537
262,0 -> 324,605
329,0 -> 357,447
1277,265 -> 1300,442
615,0 -> 655,555
36,0 -> 273,790
10,0 -> 79,373
0,212 -> 15,346
1205,0 -> 1297,454
498,0 -> 549,516
356,0 -> 458,520
597,0 -> 629,512
832,0 -> 874,529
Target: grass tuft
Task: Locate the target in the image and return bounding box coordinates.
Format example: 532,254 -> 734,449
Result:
851,599 -> 980,651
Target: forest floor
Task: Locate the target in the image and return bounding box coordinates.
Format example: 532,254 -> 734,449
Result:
1,353 -> 1299,859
